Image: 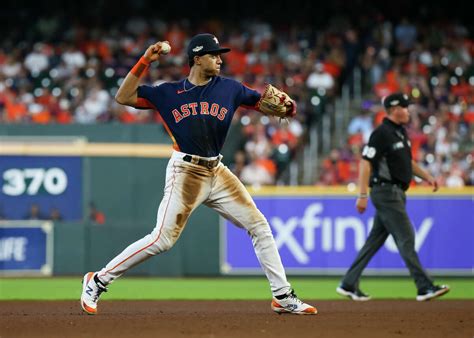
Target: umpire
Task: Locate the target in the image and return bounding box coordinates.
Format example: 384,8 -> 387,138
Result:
336,93 -> 450,301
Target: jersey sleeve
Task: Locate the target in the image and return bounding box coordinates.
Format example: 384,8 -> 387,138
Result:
135,85 -> 157,109
237,83 -> 261,108
361,128 -> 387,163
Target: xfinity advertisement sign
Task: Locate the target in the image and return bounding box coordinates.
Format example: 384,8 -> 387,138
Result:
221,196 -> 473,275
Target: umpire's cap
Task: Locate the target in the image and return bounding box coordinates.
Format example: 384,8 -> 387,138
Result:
187,33 -> 231,59
383,93 -> 410,109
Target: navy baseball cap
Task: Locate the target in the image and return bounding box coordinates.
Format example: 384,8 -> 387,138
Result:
187,33 -> 231,59
383,93 -> 410,109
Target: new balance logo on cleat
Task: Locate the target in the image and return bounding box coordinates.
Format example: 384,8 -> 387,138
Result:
285,304 -> 298,311
86,285 -> 94,297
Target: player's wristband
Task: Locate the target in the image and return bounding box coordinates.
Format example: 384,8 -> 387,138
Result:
358,193 -> 368,199
130,56 -> 150,78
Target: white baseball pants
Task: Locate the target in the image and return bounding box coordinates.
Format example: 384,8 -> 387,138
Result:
97,151 -> 291,297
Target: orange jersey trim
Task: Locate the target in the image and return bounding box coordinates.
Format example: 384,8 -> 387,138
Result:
135,97 -> 155,110
156,110 -> 180,151
134,98 -> 180,151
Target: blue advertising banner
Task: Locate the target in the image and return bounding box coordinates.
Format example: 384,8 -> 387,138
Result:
0,221 -> 54,275
221,195 -> 473,275
0,156 -> 82,220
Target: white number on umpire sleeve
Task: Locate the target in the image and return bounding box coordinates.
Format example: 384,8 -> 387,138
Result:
362,146 -> 376,159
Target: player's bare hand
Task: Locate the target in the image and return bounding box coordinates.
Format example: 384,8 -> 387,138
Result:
356,197 -> 368,214
143,41 -> 170,63
428,176 -> 439,192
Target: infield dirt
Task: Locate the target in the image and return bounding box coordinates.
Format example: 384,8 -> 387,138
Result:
0,300 -> 472,338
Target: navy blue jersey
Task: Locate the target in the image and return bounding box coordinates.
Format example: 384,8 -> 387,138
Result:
136,76 -> 260,157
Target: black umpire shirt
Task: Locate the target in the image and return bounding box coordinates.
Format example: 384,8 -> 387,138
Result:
362,117 -> 412,190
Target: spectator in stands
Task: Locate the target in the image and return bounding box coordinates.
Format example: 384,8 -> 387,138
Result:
306,62 -> 335,92
445,163 -> 466,187
271,122 -> 298,152
24,204 -> 46,220
49,207 -> 63,221
89,202 -> 106,225
62,43 -> 86,70
394,18 -> 418,52
75,82 -> 111,123
230,150 -> 247,179
240,153 -> 276,186
347,108 -> 373,144
1,53 -> 22,78
244,123 -> 274,160
24,43 -> 50,76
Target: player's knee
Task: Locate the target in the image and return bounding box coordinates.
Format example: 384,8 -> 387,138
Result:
159,234 -> 177,252
247,220 -> 273,239
146,232 -> 177,254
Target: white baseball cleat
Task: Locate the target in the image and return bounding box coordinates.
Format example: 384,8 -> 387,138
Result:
80,272 -> 108,315
336,285 -> 371,301
271,289 -> 317,315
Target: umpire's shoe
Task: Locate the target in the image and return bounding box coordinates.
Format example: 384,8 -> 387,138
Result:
336,285 -> 371,301
416,285 -> 450,301
81,272 -> 108,315
271,289 -> 317,315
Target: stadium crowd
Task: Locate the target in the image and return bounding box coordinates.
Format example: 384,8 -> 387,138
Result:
0,11 -> 472,186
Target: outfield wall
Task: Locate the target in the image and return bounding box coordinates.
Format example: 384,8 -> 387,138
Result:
1,188 -> 472,277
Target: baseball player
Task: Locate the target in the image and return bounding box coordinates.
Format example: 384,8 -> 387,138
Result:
81,33 -> 317,315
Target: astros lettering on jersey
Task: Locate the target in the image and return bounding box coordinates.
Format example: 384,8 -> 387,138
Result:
135,76 -> 259,157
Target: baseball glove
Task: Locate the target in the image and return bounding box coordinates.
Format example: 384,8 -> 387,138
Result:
256,84 -> 297,118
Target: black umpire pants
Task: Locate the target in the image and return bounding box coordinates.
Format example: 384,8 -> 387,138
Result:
341,184 -> 433,291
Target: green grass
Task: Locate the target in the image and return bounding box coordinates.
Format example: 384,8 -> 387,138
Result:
0,277 -> 472,300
